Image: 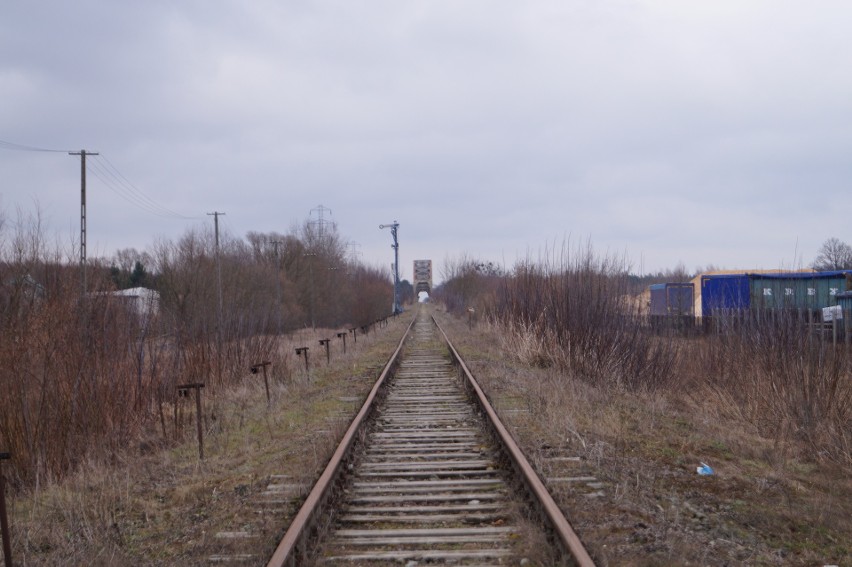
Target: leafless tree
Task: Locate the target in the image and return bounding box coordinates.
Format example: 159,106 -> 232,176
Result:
813,237 -> 852,270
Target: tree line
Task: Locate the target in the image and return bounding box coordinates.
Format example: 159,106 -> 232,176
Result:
107,218 -> 392,335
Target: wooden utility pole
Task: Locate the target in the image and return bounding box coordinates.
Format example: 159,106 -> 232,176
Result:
69,149 -> 99,293
207,211 -> 225,323
208,211 -> 225,382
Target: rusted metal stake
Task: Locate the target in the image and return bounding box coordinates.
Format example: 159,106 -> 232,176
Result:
336,332 -> 347,354
177,384 -> 205,459
0,452 -> 12,567
251,361 -> 272,404
319,339 -> 331,364
295,347 -> 309,372
194,386 -> 204,459
349,327 -> 357,343
175,390 -> 181,441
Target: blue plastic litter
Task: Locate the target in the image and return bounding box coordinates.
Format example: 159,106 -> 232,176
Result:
696,462 -> 714,475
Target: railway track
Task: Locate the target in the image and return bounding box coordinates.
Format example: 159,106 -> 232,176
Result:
267,308 -> 594,566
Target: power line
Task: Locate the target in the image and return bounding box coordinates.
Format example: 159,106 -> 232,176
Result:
0,139 -> 72,153
87,155 -> 199,219
86,161 -> 166,217
2,138 -> 199,220
93,156 -> 199,219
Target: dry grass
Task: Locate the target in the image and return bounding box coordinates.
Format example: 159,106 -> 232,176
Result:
5,315 -> 411,565
434,308 -> 851,566
685,314 -> 852,466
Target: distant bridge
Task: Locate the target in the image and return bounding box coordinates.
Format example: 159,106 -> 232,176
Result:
413,259 -> 432,295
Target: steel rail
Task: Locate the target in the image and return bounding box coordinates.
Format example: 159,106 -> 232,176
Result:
266,314 -> 416,567
433,315 -> 597,567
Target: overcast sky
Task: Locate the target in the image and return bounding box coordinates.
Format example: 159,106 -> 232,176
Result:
2,1 -> 851,283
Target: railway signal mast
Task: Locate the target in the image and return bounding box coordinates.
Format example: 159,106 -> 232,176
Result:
379,221 -> 402,314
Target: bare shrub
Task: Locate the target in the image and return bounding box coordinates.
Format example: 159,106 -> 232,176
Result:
0,264 -> 150,485
0,204 -> 395,488
492,242 -> 678,392
435,253 -> 504,315
492,241 -> 851,463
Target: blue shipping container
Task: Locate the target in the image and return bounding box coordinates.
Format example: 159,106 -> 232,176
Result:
700,274 -> 750,316
650,283 -> 694,316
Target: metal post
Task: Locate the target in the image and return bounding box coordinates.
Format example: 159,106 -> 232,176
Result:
0,452 -> 12,567
295,347 -> 309,372
177,384 -> 205,459
174,390 -> 180,440
195,385 -> 204,459
319,339 -> 331,364
379,222 -> 401,314
349,327 -> 357,343
251,361 -> 272,404
337,332 -> 347,353
808,309 -> 814,344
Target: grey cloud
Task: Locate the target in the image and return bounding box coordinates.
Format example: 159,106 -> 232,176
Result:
2,1 -> 851,276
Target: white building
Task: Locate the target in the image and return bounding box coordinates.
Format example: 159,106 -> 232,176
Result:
110,287 -> 160,319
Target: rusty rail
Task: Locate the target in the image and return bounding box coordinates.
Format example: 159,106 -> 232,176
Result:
266,315 -> 416,567
433,315 -> 597,567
